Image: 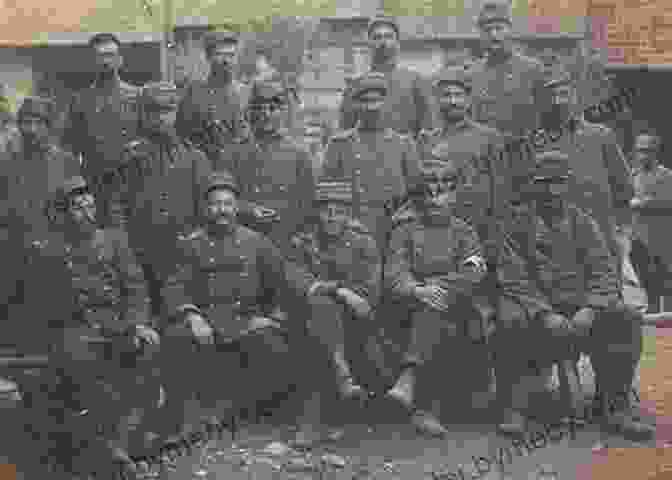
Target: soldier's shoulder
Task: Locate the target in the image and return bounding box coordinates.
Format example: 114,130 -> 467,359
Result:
120,80 -> 143,94
179,227 -> 208,243
392,205 -> 419,230
100,226 -> 132,246
514,52 -> 545,72
468,119 -> 500,136
468,57 -> 487,73
345,219 -> 373,237
452,216 -> 476,233
290,231 -> 315,249
418,128 -> 441,142
123,137 -> 153,154
579,118 -> 614,136
236,225 -> 270,246
384,128 -> 412,143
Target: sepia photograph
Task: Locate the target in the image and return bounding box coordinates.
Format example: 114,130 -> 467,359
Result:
0,0 -> 668,479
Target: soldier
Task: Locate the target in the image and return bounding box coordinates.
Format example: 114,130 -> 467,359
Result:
518,151 -> 654,440
385,156 -> 558,435
418,66 -> 507,256
285,178 -> 380,402
323,72 -> 423,251
19,175 -> 159,475
176,27 -> 252,162
233,79 -> 316,250
542,66 -> 633,282
339,16 -> 436,138
61,33 -> 144,228
630,132 -> 672,311
125,81 -> 212,319
159,171 -> 328,447
470,0 -> 547,139
0,96 -> 80,344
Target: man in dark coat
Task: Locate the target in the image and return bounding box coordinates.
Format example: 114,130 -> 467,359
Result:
0,96 -> 80,344
339,16 -> 437,139
516,150 -> 654,441
323,72 -> 423,252
176,28 -> 252,163
18,176 -> 159,476
125,81 -> 212,319
61,33 -> 143,227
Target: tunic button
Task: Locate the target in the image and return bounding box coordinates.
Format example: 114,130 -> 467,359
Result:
121,129 -> 127,136
279,185 -> 287,192
209,241 -> 215,247
233,300 -> 241,308
209,257 -> 215,263
255,186 -> 260,193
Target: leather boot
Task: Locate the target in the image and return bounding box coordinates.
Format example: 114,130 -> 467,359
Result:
291,391 -> 327,450
498,408 -> 527,436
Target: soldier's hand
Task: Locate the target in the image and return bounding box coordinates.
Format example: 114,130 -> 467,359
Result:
413,285 -> 450,311
571,307 -> 596,338
308,281 -> 340,297
186,313 -> 214,345
629,196 -> 651,209
335,288 -> 372,319
133,325 -> 160,348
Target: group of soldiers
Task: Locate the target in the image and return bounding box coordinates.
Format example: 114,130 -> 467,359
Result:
0,0 -> 661,477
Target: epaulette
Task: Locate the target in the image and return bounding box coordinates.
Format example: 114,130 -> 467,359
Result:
391,206 -> 418,229
384,128 -> 407,141
346,219 -> 371,236
179,228 -> 206,242
330,128 -> 357,141
418,128 -> 440,143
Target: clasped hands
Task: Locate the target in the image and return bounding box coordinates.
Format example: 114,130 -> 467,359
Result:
309,281 -> 371,318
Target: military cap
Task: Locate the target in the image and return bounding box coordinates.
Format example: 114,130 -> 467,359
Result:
88,32 -> 122,48
433,66 -> 473,92
249,79 -> 287,105
544,64 -> 573,89
315,178 -> 354,204
367,16 -> 400,39
204,170 -> 239,196
477,0 -> 513,28
351,73 -> 388,102
202,28 -> 239,51
533,150 -> 572,181
142,81 -> 180,110
17,96 -> 54,123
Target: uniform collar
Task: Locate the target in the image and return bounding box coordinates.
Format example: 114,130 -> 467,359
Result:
371,58 -> 398,74
441,117 -> 471,136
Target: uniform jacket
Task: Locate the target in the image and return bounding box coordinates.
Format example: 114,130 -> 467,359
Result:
632,165 -> 672,266
518,205 -> 620,310
285,222 -> 381,304
176,78 -> 251,159
339,65 -> 437,138
322,127 -> 423,247
162,225 -> 289,339
385,206 -> 551,328
62,79 -> 142,180
227,132 -> 316,248
124,137 -> 212,276
470,52 -> 546,137
20,228 -> 149,352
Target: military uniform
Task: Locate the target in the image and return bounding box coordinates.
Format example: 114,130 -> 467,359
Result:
470,2 -> 547,138
521,152 -> 653,441
159,172 -> 302,435
544,70 -> 634,274
232,80 -> 316,250
124,82 -> 213,316
19,176 -> 155,463
0,97 -> 80,334
339,17 -> 437,138
285,179 -> 382,393
61,75 -> 142,227
176,30 -> 252,163
324,74 -> 423,250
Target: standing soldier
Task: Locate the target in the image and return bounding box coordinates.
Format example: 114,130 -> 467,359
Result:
323,72 -> 423,251
176,27 -> 252,164
0,96 -> 80,345
285,178 -> 381,439
630,132 -> 672,311
61,33 -> 144,228
339,16 -> 436,139
542,66 -> 633,281
18,176 -> 159,476
233,79 -> 316,251
125,81 -> 212,320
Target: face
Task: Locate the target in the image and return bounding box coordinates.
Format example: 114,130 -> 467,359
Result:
206,188 -> 238,227
207,42 -> 238,73
634,135 -> 660,169
369,24 -> 399,60
93,40 -> 123,74
250,100 -> 285,133
480,21 -> 512,54
437,84 -> 471,120
67,192 -> 97,228
18,115 -> 49,145
427,173 -> 459,210
319,202 -> 351,236
144,108 -> 178,132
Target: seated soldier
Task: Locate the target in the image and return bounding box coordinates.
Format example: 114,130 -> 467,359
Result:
17,176 -> 160,477
515,150 -> 654,441
160,171 -> 330,448
384,155 -> 559,435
